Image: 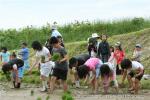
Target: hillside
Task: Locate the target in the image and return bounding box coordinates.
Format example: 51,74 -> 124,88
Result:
65,28 -> 150,73
1,18 -> 150,50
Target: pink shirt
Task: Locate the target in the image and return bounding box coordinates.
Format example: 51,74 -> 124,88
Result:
85,58 -> 100,70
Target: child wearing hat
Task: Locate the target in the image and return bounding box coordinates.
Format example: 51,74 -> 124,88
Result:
132,44 -> 142,62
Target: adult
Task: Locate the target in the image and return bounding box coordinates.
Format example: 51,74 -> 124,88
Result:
51,24 -> 62,38
87,33 -> 100,57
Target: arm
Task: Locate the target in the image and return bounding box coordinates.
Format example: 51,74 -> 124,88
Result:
89,69 -> 96,83
0,55 -> 2,62
135,67 -> 144,76
29,57 -> 40,71
60,54 -> 68,63
121,69 -> 127,84
107,42 -> 111,56
97,43 -> 101,58
108,52 -> 114,62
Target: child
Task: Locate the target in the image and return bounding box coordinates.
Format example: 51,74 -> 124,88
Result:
121,59 -> 144,94
18,42 -> 30,70
57,36 -> 65,47
114,42 -> 125,75
30,41 -> 54,92
0,47 -> 11,65
108,46 -> 117,66
2,52 -> 24,88
100,62 -> 118,94
69,53 -> 90,88
132,44 -> 142,62
49,36 -> 68,93
77,57 -> 103,94
98,34 -> 110,63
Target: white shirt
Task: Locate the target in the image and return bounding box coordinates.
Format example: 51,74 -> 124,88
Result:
13,64 -> 17,70
104,62 -> 114,71
36,47 -> 50,62
51,30 -> 62,37
132,61 -> 144,70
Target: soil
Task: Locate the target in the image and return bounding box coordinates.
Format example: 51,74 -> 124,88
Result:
0,83 -> 150,100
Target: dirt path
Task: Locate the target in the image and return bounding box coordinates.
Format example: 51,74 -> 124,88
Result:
0,83 -> 150,100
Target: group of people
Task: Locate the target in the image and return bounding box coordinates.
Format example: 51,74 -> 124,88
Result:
0,25 -> 144,95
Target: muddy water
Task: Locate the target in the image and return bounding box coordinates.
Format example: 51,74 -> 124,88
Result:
0,83 -> 150,100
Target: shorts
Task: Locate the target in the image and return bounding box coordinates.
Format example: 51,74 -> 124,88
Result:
52,68 -> 68,80
40,61 -> 55,77
23,59 -> 30,70
128,70 -> 144,81
95,60 -> 102,78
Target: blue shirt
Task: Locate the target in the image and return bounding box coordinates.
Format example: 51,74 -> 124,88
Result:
19,48 -> 29,60
51,30 -> 62,37
0,52 -> 10,63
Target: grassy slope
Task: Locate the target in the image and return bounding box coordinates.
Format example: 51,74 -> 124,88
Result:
66,28 -> 150,73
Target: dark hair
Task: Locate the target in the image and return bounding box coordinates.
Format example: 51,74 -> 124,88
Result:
32,41 -> 42,51
69,57 -> 78,69
12,52 -> 17,58
57,36 -> 62,39
2,63 -> 12,74
118,45 -> 123,51
77,65 -> 89,79
110,46 -> 114,52
121,59 -> 132,69
100,64 -> 111,77
1,47 -> 7,53
50,36 -> 59,44
22,42 -> 27,46
100,34 -> 108,40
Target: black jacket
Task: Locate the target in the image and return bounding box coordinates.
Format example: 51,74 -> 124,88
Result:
98,41 -> 110,56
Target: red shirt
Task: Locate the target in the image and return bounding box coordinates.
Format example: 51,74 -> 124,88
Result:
114,50 -> 125,64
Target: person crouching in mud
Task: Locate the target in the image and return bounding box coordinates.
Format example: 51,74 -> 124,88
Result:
2,52 -> 24,88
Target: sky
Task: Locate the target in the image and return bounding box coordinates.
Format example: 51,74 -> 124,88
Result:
0,0 -> 150,29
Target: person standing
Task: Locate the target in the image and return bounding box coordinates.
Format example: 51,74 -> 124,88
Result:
132,44 -> 142,62
0,47 -> 11,65
18,42 -> 30,70
114,42 -> 125,75
98,34 -> 110,63
29,41 -> 54,92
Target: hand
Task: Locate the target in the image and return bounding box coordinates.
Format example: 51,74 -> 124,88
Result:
15,82 -> 18,87
28,68 -> 32,75
119,82 -> 124,88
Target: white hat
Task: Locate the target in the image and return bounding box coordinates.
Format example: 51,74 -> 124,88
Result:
92,33 -> 99,38
115,42 -> 121,46
136,44 -> 141,48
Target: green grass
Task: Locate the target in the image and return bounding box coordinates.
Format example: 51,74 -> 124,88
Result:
1,18 -> 150,50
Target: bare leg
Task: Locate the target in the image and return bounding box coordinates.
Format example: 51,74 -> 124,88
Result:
62,80 -> 68,92
49,76 -> 57,93
134,78 -> 140,94
127,75 -> 133,90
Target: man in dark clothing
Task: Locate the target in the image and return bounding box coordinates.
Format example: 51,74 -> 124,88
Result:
98,34 -> 110,63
